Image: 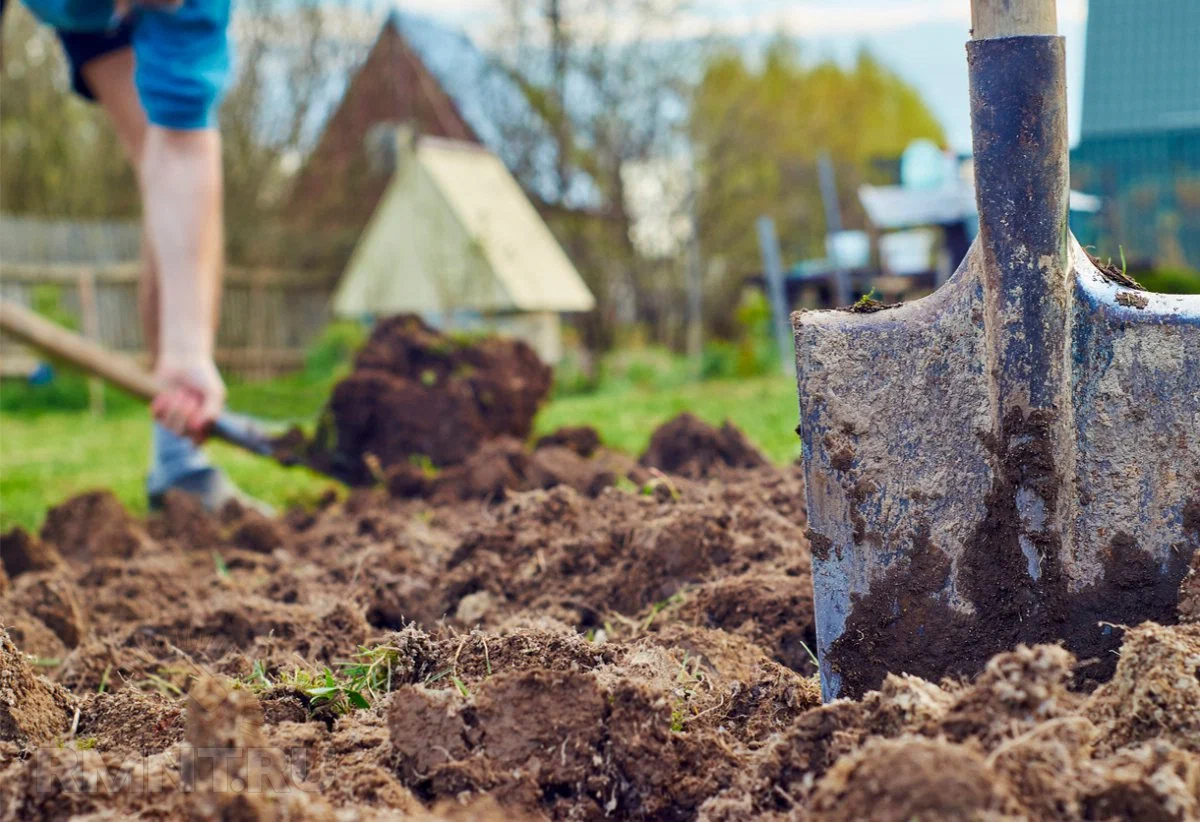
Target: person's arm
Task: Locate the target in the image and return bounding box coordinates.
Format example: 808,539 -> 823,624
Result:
140,126 -> 226,437
131,0 -> 232,438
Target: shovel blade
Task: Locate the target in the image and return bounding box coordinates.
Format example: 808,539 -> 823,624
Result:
795,240 -> 1200,701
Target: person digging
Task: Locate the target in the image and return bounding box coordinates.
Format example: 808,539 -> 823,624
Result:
4,0 -> 268,512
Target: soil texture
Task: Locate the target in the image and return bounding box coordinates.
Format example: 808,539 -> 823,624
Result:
283,316 -> 553,485
2,417 -> 1198,820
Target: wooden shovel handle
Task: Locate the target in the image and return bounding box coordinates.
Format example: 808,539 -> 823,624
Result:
971,0 -> 1057,39
0,298 -> 161,401
0,299 -> 280,458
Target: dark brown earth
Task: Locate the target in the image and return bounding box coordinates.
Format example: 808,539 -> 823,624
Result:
285,316 -> 554,485
2,416 -> 1199,820
639,412 -> 769,479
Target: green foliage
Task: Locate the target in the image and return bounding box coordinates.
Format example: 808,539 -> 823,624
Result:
691,38 -> 945,328
551,345 -> 601,398
699,292 -> 779,380
1133,267 -> 1200,295
0,7 -> 139,218
408,454 -> 439,478
243,643 -> 417,716
303,320 -> 367,380
594,346 -> 696,394
698,340 -> 740,380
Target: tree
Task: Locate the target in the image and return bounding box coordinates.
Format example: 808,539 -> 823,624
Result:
1,0 -> 368,272
690,37 -> 945,337
484,0 -> 694,349
0,5 -> 138,218
220,0 -> 370,268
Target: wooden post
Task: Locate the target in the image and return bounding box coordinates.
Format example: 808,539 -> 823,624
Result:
77,269 -> 105,417
249,271 -> 268,381
971,0 -> 1057,39
755,216 -> 795,376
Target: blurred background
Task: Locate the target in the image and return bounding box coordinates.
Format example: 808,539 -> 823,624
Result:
1,0 -> 1198,524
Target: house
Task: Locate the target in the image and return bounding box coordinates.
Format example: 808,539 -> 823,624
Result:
1071,0 -> 1200,268
286,12 -> 483,238
333,133 -> 594,364
289,12 -> 601,359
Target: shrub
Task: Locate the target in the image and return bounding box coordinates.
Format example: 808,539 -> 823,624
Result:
304,320 -> 368,379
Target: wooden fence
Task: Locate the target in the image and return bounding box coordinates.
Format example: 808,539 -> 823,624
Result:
0,264 -> 334,380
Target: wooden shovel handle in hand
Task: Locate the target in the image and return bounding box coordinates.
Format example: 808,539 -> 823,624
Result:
0,299 -> 276,457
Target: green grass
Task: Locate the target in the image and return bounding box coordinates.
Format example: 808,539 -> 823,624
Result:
534,376 -> 800,462
0,374 -> 800,532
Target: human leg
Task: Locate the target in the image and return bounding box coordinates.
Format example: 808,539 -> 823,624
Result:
76,44 -> 222,505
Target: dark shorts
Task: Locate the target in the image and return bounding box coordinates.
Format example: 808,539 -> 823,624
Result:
0,0 -> 131,100
56,22 -> 136,101
11,0 -> 231,129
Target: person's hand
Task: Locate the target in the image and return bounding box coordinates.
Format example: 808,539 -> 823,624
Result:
152,355 -> 226,441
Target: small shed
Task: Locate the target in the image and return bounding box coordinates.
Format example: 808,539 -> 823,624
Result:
333,134 -> 595,363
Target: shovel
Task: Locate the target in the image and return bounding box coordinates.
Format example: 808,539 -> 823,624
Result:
794,0 -> 1200,701
0,298 -> 303,466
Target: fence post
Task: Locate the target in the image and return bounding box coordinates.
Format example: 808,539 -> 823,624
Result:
755,216 -> 795,376
249,271 -> 268,381
77,269 -> 105,417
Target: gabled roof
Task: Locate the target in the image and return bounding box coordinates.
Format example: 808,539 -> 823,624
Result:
1081,0 -> 1200,138
286,13 -> 481,230
289,10 -> 601,234
334,137 -> 594,317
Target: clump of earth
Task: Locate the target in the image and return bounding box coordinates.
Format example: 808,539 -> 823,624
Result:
283,315 -> 554,485
3,409 -> 1198,820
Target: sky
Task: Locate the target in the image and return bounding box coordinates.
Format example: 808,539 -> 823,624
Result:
386,0 -> 1091,150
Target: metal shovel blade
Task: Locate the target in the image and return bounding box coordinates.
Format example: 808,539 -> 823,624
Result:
794,34 -> 1200,701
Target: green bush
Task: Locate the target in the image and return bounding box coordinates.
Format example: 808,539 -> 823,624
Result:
729,290 -> 779,378
552,347 -> 600,397
304,320 -> 368,379
699,340 -> 739,380
599,346 -> 694,392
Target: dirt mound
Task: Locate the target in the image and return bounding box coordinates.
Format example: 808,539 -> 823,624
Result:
39,491 -> 150,563
1,527 -> 65,578
535,425 -> 602,458
388,437 -> 617,504
1180,543 -> 1200,622
297,315 -> 552,485
640,413 -> 769,479
809,736 -> 1026,820
0,629 -> 74,745
1087,622 -> 1200,755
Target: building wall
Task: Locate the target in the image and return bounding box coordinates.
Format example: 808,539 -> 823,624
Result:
1073,0 -> 1200,269
1072,132 -> 1200,267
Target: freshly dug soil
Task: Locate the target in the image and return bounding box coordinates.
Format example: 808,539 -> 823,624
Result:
1,455 -> 1198,820
289,316 -> 553,485
640,413 -> 769,479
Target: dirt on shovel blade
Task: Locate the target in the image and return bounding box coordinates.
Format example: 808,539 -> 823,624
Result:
277,315 -> 553,485
2,414 -> 1198,820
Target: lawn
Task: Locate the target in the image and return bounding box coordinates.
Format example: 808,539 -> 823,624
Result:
0,375 -> 800,531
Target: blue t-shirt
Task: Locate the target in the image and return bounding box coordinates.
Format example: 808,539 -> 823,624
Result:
23,0 -> 231,130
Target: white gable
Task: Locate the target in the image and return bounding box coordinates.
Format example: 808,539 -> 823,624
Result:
335,137 -> 594,319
